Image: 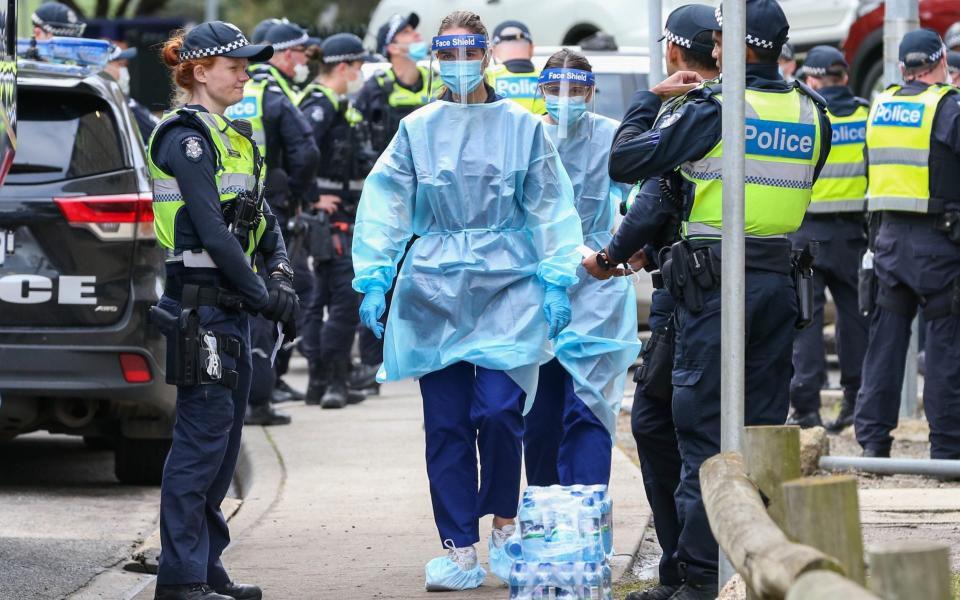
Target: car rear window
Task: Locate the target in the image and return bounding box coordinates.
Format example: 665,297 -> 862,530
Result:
8,89 -> 126,183
594,72 -> 644,121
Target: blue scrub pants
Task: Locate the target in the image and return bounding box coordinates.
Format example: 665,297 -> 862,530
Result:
155,296 -> 251,586
630,289 -> 683,586
419,362 -> 525,548
855,220 -> 960,457
672,269 -> 796,583
788,215 -> 868,414
523,359 -> 612,487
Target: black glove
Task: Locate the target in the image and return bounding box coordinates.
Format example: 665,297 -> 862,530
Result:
261,272 -> 299,324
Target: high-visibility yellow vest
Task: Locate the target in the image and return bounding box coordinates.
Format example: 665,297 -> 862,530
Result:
147,109 -> 265,256
485,63 -> 546,114
681,87 -> 824,239
223,78 -> 268,156
300,83 -> 364,125
374,66 -> 438,108
809,105 -> 868,213
866,84 -> 954,213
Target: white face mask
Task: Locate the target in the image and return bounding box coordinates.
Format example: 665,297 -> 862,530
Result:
293,62 -> 310,84
118,66 -> 130,95
346,69 -> 363,95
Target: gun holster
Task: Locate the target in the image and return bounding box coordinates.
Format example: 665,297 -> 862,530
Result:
792,243 -> 817,330
300,211 -> 334,264
858,259 -> 877,316
634,314 -> 675,404
660,241 -> 720,313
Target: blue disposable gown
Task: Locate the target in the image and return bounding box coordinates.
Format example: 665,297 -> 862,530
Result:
545,112 -> 641,435
352,98 -> 584,407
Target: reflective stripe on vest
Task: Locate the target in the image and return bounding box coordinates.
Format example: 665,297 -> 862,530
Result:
147,110 -> 266,256
809,105 -> 868,213
680,87 -> 824,238
485,64 -> 546,114
375,66 -> 439,107
301,83 -> 364,125
224,79 -> 268,157
866,84 -> 953,213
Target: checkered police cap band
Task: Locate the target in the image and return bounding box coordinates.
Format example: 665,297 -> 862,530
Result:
323,51 -> 367,64
664,29 -> 693,49
714,7 -> 777,50
32,13 -> 85,36
271,33 -> 309,51
385,14 -> 405,47
901,44 -> 946,68
179,36 -> 250,61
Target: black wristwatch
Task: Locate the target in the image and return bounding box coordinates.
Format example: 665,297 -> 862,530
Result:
271,262 -> 294,281
596,249 -> 616,271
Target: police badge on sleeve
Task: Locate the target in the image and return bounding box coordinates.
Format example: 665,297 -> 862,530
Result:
182,136 -> 204,162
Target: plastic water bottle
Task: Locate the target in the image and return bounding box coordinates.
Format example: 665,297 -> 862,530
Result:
532,562 -> 555,600
591,488 -> 613,556
580,561 -> 601,600
520,501 -> 546,560
578,498 -> 603,562
547,505 -> 579,560
601,563 -> 613,599
509,561 -> 533,600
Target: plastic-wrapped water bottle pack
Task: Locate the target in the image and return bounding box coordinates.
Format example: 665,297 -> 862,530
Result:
509,485 -> 614,599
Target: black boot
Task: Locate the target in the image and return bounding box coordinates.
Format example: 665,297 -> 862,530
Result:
305,360 -> 327,406
348,363 -> 379,390
862,446 -> 890,458
786,409 -> 823,429
625,583 -> 682,600
274,378 -> 304,402
212,582 -> 262,600
825,392 -> 855,434
321,361 -> 349,409
670,581 -> 718,600
155,584 -> 232,600
244,404 -> 292,426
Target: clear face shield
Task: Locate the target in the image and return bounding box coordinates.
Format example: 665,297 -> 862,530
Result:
429,33 -> 489,105
537,66 -> 596,141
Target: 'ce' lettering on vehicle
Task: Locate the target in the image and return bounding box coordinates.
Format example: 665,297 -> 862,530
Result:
0,275 -> 97,305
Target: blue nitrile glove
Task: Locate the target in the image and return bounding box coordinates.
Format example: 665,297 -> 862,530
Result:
359,287 -> 387,339
543,284 -> 572,340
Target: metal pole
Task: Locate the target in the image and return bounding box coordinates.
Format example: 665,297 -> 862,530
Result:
648,0 -> 664,87
205,0 -> 219,23
884,0 -> 920,417
821,455 -> 960,478
719,0 -> 746,588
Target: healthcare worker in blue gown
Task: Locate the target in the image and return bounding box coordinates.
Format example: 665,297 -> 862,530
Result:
523,49 -> 640,491
351,10 -> 583,593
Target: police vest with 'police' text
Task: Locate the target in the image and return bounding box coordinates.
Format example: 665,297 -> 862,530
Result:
681,86 -> 824,239
809,104 -> 868,213
866,84 -> 954,213
485,63 -> 546,114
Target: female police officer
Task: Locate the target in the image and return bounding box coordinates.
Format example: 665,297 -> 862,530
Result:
149,22 -> 298,600
353,10 -> 582,591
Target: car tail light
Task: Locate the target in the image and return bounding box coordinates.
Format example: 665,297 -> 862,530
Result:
119,353 -> 152,383
54,192 -> 155,241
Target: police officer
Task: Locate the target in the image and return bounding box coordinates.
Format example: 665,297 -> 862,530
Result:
946,22 -> 960,52
949,51 -> 960,87
356,12 -> 437,153
855,29 -> 960,460
225,21 -> 320,424
785,46 -> 869,432
485,20 -> 545,114
31,1 -> 84,40
594,2 -> 831,596
582,7 -> 719,598
298,33 -> 377,408
149,22 -> 298,600
779,41 -> 797,82
105,45 -> 159,144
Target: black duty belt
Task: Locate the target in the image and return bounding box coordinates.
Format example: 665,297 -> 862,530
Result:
165,281 -> 244,311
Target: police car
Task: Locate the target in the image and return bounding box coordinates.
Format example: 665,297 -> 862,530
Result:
0,39 -> 173,485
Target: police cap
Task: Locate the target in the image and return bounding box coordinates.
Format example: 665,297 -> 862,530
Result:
946,22 -> 960,51
492,20 -> 533,45
659,5 -> 721,56
264,21 -> 309,51
179,21 -> 273,63
33,1 -> 85,37
715,0 -> 790,54
948,50 -> 960,73
377,13 -> 420,56
251,18 -> 286,44
802,45 -> 848,77
321,33 -> 371,64
899,28 -> 946,69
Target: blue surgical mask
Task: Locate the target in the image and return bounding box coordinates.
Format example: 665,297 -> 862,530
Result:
439,60 -> 485,96
407,41 -> 428,62
545,95 -> 589,124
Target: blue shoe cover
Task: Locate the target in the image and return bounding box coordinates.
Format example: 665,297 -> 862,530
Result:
488,532 -> 517,583
424,555 -> 486,591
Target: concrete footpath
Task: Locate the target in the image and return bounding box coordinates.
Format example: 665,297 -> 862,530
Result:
136,373 -> 650,599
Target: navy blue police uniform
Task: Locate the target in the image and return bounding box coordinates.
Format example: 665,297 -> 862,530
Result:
147,22 -> 298,600
608,2 -> 831,594
855,29 -> 960,459
787,46 -> 870,431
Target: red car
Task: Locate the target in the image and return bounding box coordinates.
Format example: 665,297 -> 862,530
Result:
844,0 -> 960,98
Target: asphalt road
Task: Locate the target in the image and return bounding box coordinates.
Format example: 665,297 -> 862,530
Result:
0,432 -> 159,600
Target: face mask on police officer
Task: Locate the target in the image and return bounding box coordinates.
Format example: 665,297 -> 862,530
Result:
293,62 -> 311,84
346,66 -> 364,95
